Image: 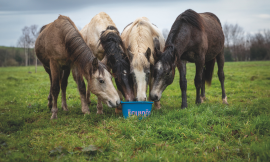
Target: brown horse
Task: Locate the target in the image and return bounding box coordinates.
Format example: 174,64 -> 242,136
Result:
35,15 -> 120,119
150,9 -> 228,108
79,12 -> 134,114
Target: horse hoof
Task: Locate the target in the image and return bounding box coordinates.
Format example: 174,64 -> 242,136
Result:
115,108 -> 122,114
62,105 -> 69,111
200,96 -> 206,103
82,109 -> 90,114
181,105 -> 187,109
97,110 -> 103,115
50,113 -> 57,119
222,96 -> 228,105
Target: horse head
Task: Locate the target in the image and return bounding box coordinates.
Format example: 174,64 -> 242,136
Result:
89,58 -> 121,107
128,47 -> 151,101
150,46 -> 176,101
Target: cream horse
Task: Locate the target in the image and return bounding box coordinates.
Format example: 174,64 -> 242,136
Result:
121,17 -> 165,109
80,12 -> 134,114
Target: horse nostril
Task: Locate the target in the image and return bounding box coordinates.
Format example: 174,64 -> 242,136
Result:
144,97 -> 147,101
154,95 -> 158,101
108,100 -> 112,106
134,97 -> 138,101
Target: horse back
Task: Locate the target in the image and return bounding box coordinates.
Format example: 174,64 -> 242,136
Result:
80,12 -> 117,59
35,16 -> 76,67
200,13 -> 224,60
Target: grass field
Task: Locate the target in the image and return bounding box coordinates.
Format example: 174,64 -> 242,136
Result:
0,61 -> 270,161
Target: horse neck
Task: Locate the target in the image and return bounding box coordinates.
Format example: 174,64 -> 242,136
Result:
72,49 -> 95,76
166,24 -> 191,59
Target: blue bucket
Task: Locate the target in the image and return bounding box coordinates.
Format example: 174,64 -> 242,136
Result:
121,101 -> 153,119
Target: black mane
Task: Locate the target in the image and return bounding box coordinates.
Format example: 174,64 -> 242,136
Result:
99,26 -> 130,78
166,9 -> 203,46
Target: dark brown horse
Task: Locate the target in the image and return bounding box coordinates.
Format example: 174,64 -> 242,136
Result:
150,9 -> 228,108
35,15 -> 120,119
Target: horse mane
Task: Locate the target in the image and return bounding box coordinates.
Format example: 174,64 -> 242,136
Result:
123,17 -> 160,68
122,22 -> 133,33
59,15 -> 106,77
166,9 -> 203,46
203,12 -> 222,27
39,24 -> 48,33
99,26 -> 130,78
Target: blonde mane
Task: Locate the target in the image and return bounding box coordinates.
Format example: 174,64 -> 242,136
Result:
122,17 -> 161,70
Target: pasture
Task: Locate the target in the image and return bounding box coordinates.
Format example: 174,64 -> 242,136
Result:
0,61 -> 270,161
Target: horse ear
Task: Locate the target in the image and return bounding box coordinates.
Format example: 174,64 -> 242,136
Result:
154,47 -> 162,62
92,58 -> 99,72
145,47 -> 151,62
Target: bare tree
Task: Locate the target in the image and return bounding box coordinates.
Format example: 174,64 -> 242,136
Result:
17,25 -> 38,68
162,28 -> 169,41
17,26 -> 32,66
30,25 -> 39,72
222,23 -> 246,61
223,22 -> 231,47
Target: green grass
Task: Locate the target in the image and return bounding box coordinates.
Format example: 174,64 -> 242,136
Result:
0,61 -> 270,161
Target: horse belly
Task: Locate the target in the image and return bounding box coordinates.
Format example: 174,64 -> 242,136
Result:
181,51 -> 196,62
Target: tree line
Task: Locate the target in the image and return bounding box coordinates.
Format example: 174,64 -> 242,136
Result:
0,22 -> 269,67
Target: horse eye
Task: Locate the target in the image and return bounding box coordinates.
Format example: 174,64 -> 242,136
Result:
166,72 -> 170,76
99,80 -> 104,83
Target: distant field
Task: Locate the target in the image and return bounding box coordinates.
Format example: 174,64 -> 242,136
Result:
0,61 -> 270,161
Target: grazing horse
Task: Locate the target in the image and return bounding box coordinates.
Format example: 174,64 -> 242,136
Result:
80,12 -> 134,114
35,15 -> 120,119
150,9 -> 228,108
121,17 -> 165,109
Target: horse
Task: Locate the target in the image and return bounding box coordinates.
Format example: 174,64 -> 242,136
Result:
121,17 -> 165,109
79,12 -> 134,114
35,15 -> 120,119
150,9 -> 228,108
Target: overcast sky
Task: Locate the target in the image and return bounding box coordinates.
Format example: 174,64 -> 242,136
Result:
0,0 -> 270,47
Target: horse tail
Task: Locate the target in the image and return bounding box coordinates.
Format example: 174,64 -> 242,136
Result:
205,58 -> 216,86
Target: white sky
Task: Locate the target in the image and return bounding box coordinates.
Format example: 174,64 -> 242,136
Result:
0,0 -> 270,46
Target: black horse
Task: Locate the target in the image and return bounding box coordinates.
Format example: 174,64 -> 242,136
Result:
150,9 -> 228,108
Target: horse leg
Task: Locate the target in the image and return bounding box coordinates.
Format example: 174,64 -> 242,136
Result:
115,90 -> 123,114
61,68 -> 70,111
177,60 -> 188,109
72,68 -> 90,114
44,67 -> 53,109
97,97 -> 103,114
194,57 -> 205,104
86,83 -> 91,105
216,52 -> 228,104
49,62 -> 61,119
201,67 -> 206,102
